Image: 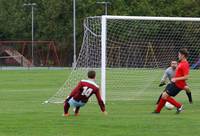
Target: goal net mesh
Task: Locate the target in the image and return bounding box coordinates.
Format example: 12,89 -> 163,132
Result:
47,16 -> 200,103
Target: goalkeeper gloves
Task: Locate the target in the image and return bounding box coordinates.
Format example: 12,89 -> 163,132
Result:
159,82 -> 166,87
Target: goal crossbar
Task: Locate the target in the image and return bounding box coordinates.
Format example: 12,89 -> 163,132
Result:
102,15 -> 200,21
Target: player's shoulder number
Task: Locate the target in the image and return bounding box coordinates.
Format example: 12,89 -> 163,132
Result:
81,86 -> 93,97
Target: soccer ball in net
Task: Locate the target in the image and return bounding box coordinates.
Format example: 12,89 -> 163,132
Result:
165,102 -> 175,110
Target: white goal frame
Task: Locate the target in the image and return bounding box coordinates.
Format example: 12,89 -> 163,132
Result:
101,15 -> 200,103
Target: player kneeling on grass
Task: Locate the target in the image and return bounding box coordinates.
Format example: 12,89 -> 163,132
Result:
153,48 -> 190,114
156,60 -> 192,104
64,70 -> 107,116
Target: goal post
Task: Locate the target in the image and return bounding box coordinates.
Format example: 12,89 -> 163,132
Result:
101,16 -> 107,103
46,15 -> 200,104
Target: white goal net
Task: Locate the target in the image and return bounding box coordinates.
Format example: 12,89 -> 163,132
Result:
47,16 -> 200,103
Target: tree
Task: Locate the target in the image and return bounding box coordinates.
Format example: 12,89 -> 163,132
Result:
0,0 -> 199,65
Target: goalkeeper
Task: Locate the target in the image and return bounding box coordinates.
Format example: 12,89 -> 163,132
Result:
156,60 -> 193,104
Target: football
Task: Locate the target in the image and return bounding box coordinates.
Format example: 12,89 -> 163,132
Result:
165,102 -> 175,110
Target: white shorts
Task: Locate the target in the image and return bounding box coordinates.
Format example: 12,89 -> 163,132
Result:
68,98 -> 86,107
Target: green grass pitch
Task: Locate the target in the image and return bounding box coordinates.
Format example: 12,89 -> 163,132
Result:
0,69 -> 200,136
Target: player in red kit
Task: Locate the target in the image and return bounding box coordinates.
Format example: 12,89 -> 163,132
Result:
153,48 -> 190,114
63,71 -> 107,116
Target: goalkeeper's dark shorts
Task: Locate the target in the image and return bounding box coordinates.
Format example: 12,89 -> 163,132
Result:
165,83 -> 182,97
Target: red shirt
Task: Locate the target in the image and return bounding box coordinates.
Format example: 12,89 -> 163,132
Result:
69,79 -> 105,112
175,60 -> 189,89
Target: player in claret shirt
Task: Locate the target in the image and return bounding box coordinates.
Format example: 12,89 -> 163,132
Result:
153,48 -> 190,114
63,70 -> 107,116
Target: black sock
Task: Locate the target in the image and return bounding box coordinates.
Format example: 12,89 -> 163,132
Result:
156,94 -> 162,104
75,107 -> 80,114
64,102 -> 70,114
186,92 -> 193,103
